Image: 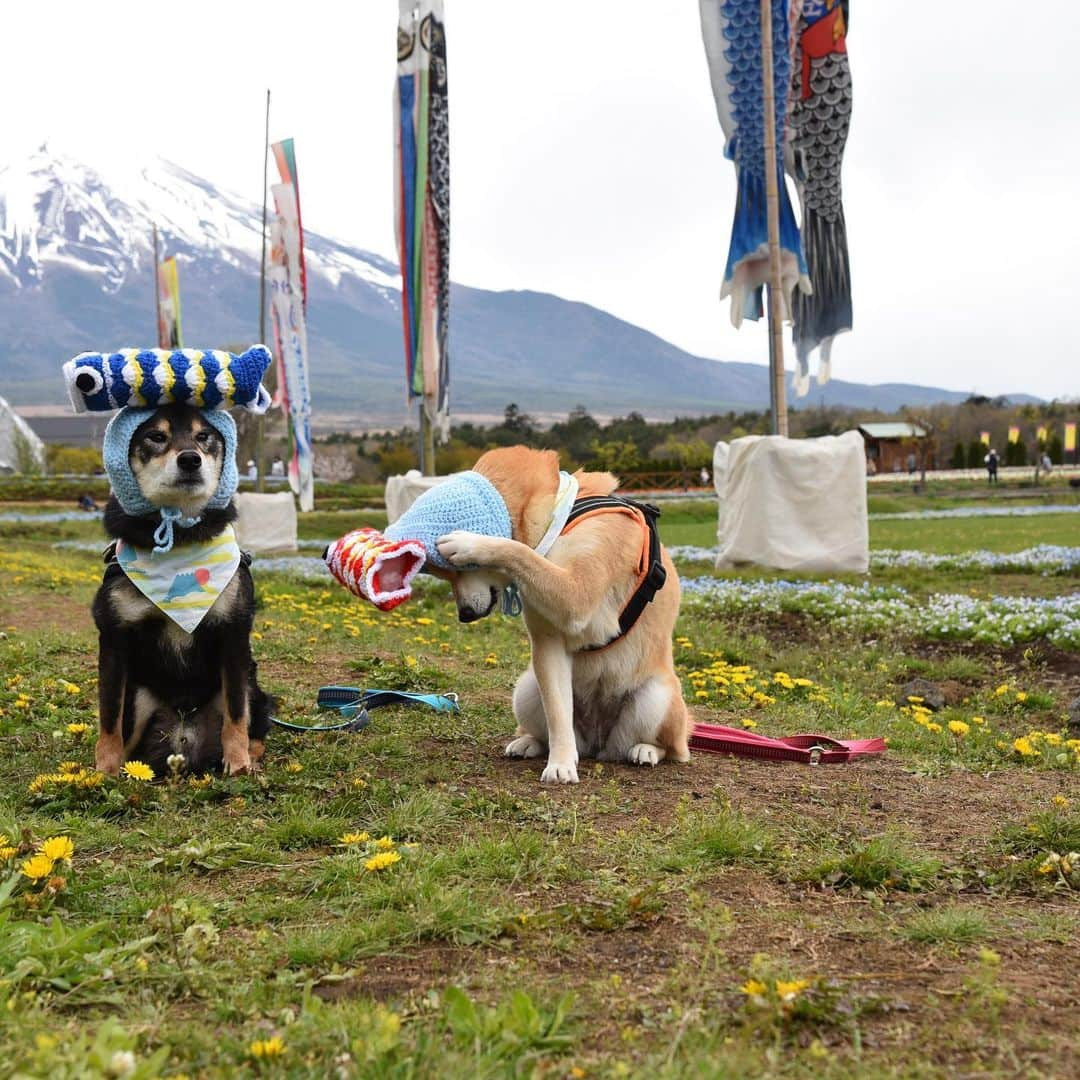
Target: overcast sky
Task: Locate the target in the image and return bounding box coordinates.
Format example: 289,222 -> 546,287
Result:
6,2 -> 1079,401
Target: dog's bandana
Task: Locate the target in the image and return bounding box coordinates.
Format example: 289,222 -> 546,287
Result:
115,526 -> 242,634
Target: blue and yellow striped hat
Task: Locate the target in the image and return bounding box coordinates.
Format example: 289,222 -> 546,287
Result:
63,345 -> 272,414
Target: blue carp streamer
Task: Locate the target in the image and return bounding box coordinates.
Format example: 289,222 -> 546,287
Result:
64,346 -> 272,414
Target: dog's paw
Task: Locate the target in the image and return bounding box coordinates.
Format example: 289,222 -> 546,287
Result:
436,531 -> 497,568
95,748 -> 123,777
540,759 -> 579,784
506,734 -> 546,759
222,751 -> 252,777
628,743 -> 662,767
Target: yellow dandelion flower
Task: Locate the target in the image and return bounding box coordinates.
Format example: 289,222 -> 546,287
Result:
1053,795 -> 1070,809
1013,737 -> 1038,758
77,771 -> 104,789
0,846 -> 17,861
374,835 -> 395,851
249,1036 -> 287,1059
948,721 -> 970,737
404,655 -> 418,668
122,761 -> 155,781
994,684 -> 1009,696
38,837 -> 74,862
20,853 -> 55,881
284,762 -> 304,774
741,717 -> 757,730
875,699 -> 894,708
906,695 -> 924,704
694,690 -> 709,699
1044,733 -> 1062,747
972,716 -> 985,725
59,681 -> 81,695
364,851 -> 402,872
1037,859 -> 1056,875
339,832 -> 370,845
188,774 -> 213,789
740,979 -> 768,997
351,776 -> 368,789
415,617 -> 434,626
776,978 -> 812,1001
1015,691 -> 1028,703
925,722 -> 942,733
484,654 -> 499,666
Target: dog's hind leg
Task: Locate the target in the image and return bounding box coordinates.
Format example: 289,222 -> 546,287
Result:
95,631 -> 127,776
602,674 -> 690,767
506,667 -> 548,759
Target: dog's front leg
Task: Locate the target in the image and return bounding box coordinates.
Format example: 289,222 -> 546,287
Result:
95,632 -> 126,776
531,633 -> 578,784
219,635 -> 253,776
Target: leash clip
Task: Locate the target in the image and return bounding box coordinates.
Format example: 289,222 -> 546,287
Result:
807,745 -> 824,766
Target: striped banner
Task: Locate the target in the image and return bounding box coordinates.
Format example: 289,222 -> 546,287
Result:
268,170 -> 314,512
156,257 -> 182,349
979,431 -> 990,446
1036,425 -> 1048,443
394,0 -> 450,436
1008,426 -> 1020,444
1066,423 -> 1077,454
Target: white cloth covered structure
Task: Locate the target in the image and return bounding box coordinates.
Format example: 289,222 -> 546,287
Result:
0,396 -> 46,474
233,492 -> 298,553
714,432 -> 868,573
385,470 -> 453,525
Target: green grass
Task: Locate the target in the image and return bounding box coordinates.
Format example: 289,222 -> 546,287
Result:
0,497 -> 1076,1076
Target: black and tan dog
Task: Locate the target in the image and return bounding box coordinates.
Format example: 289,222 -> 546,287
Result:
92,403 -> 271,777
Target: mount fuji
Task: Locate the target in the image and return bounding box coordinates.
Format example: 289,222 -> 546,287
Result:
0,145 -> 977,423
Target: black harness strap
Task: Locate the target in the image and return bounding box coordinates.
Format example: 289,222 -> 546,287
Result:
562,496 -> 667,653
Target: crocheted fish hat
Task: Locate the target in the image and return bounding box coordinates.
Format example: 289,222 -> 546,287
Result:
103,407 -> 238,553
384,471 -> 512,569
64,346 -> 272,414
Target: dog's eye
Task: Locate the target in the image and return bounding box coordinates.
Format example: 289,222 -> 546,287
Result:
147,431 -> 168,445
195,431 -> 213,445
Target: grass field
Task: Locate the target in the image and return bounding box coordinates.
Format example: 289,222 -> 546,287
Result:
0,495 -> 1077,1078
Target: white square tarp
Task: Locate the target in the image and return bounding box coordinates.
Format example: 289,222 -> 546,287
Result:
234,492 -> 298,553
385,470 -> 453,525
714,431 -> 868,573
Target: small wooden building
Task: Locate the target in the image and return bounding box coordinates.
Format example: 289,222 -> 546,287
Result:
858,422 -> 928,474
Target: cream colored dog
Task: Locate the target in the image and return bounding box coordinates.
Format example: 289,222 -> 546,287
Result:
434,447 -> 689,784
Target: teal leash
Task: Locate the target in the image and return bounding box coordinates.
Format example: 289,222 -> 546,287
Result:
270,688 -> 459,735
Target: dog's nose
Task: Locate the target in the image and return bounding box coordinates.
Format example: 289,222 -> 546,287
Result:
177,451 -> 202,473
458,606 -> 479,623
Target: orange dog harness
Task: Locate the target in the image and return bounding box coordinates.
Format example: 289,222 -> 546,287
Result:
559,496 -> 668,653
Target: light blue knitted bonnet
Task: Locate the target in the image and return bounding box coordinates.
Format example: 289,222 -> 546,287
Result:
103,407 -> 239,553
385,471 -> 512,569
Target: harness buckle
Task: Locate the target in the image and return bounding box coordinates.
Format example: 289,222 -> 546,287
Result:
807,745 -> 824,766
646,561 -> 668,593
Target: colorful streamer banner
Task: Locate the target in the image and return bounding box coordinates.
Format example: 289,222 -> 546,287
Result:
699,0 -> 810,328
1036,425 -> 1048,443
394,0 -> 451,437
156,256 -> 182,350
788,0 -> 853,396
979,431 -> 991,446
1008,426 -> 1020,445
268,173 -> 314,512
271,139 -> 307,310
1065,423 -> 1077,454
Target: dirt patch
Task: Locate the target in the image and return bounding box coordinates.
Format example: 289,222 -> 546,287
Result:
0,592 -> 94,636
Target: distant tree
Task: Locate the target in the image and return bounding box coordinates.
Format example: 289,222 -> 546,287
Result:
1004,439 -> 1027,467
502,403 -> 535,435
589,439 -> 642,473
1048,433 -> 1064,465
47,444 -> 102,474
949,442 -> 966,469
966,439 -> 985,469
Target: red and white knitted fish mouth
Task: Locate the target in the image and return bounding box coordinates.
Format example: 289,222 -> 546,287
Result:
324,528 -> 426,611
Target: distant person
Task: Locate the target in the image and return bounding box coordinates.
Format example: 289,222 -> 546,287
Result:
245,459 -> 258,481
270,454 -> 286,478
699,466 -> 710,487
77,492 -> 98,512
985,448 -> 1000,484
866,457 -> 878,476
1041,452 -> 1052,474
906,451 -> 917,475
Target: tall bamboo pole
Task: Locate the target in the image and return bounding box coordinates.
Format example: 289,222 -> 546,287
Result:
760,0 -> 788,437
152,225 -> 163,346
255,89 -> 271,492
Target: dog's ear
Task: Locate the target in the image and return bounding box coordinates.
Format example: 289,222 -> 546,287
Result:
473,446 -> 561,546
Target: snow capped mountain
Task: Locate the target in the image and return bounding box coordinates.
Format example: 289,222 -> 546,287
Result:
0,146 -> 982,420
0,143 -> 399,297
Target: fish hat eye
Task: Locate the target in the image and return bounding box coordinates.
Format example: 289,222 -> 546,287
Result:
74,367 -> 104,395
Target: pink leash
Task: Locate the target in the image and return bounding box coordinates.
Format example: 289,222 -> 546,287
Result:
690,722 -> 886,765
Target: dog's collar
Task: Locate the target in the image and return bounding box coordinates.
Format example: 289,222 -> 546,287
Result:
533,471 -> 579,557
